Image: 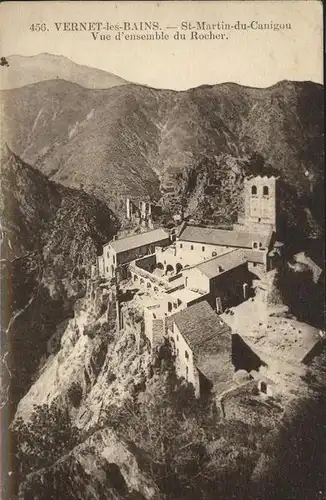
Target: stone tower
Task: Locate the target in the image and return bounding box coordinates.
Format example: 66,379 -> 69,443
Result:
244,175 -> 279,232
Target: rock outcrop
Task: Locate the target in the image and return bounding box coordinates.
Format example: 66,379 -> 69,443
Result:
0,145 -> 119,404
18,427 -> 162,500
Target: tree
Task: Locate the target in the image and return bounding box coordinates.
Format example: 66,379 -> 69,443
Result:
13,399 -> 80,478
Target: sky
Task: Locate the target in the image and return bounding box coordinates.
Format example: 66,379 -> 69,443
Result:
0,1 -> 323,90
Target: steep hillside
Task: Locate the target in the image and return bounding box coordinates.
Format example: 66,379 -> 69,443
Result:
0,77 -> 323,234
0,53 -> 127,90
10,281 -> 326,500
18,426 -> 162,500
0,145 -> 119,404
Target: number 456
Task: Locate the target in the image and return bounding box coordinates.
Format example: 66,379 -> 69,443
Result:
30,23 -> 48,32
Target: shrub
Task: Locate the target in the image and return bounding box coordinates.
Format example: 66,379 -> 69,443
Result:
13,399 -> 80,477
67,382 -> 83,408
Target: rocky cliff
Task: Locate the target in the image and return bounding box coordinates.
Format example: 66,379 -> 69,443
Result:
18,426 -> 162,500
0,145 -> 119,404
12,282 -> 161,500
7,261 -> 326,500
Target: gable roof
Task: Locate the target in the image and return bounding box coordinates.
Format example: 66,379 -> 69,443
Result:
170,301 -> 231,354
178,224 -> 272,250
196,249 -> 246,278
106,228 -> 169,254
169,301 -> 233,390
243,249 -> 266,265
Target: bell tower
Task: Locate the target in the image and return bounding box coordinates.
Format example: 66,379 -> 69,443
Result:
244,175 -> 279,232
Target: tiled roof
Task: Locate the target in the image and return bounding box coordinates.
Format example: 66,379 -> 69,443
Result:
196,249 -> 246,278
178,224 -> 272,249
170,301 -> 231,355
169,301 -> 233,389
243,249 -> 266,264
107,228 -> 169,254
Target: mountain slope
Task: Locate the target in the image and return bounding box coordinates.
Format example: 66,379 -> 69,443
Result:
0,144 -> 119,403
0,53 -> 128,90
0,78 -> 323,232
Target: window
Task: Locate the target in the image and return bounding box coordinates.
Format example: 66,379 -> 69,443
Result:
191,245 -> 194,250
176,334 -> 179,341
180,243 -> 183,249
253,242 -> 258,249
107,251 -> 110,257
259,242 -> 263,249
113,255 -> 115,264
263,186 -> 269,196
186,366 -> 189,379
202,246 -> 205,251
251,185 -> 257,195
168,302 -> 172,312
185,350 -> 189,360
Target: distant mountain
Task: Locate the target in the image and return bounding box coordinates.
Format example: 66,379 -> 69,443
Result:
0,75 -> 324,235
0,53 -> 128,89
0,144 -> 119,403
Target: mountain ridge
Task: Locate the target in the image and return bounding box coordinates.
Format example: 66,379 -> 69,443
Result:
0,53 -> 128,90
0,76 -> 324,235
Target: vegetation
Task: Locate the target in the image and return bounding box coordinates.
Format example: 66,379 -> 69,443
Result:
100,358 -> 265,500
7,341 -> 326,500
13,399 -> 80,477
275,263 -> 325,328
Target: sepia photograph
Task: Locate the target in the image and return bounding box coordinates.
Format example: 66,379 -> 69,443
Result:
0,1 -> 324,499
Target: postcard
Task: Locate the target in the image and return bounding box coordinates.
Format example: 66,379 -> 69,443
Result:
0,2 -> 324,499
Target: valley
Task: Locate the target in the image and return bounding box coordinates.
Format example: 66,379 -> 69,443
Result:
0,53 -> 324,500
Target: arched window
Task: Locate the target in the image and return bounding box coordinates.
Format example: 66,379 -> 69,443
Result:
263,186 -> 269,196
251,185 -> 257,195
253,242 -> 258,249
176,263 -> 183,274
